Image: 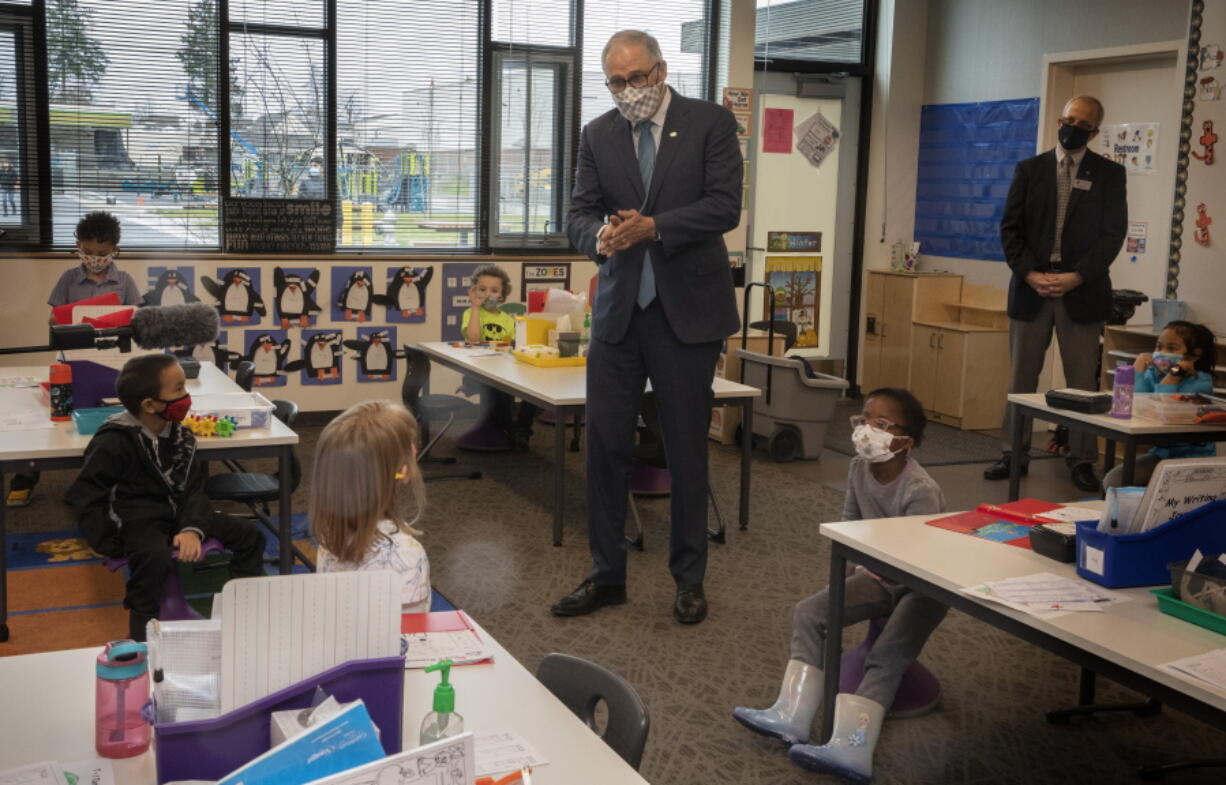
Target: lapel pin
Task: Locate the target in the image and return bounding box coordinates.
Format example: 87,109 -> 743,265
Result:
669,131 -> 678,138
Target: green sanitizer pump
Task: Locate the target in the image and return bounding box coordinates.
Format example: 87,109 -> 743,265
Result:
420,659 -> 464,745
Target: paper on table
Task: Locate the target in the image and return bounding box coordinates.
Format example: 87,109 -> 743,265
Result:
0,761 -> 68,785
1161,647 -> 1226,693
983,573 -> 1117,605
59,759 -> 115,785
299,732 -> 474,785
0,388 -> 54,432
403,629 -> 491,669
474,730 -> 549,778
1036,506 -> 1102,523
0,376 -> 39,389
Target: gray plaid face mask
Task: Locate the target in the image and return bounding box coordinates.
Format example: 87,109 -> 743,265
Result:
612,82 -> 665,125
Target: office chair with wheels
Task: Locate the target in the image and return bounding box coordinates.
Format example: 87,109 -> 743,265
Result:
401,345 -> 482,481
536,653 -> 650,770
204,399 -> 314,569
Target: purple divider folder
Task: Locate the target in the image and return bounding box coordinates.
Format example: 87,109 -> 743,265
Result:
153,656 -> 405,784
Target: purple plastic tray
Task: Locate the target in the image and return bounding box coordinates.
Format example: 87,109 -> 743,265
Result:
153,656 -> 405,784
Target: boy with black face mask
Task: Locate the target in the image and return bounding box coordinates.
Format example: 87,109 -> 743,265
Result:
65,354 -> 265,641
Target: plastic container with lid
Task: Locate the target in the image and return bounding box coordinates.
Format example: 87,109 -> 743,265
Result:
187,392 -> 275,429
1131,392 -> 1226,425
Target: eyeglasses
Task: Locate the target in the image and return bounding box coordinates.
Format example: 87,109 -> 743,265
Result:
1058,117 -> 1098,133
849,414 -> 898,432
605,62 -> 660,94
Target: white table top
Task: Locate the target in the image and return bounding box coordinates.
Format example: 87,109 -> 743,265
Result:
0,362 -> 298,462
0,619 -> 648,785
418,341 -> 760,408
820,506 -> 1226,714
1008,392 -> 1226,437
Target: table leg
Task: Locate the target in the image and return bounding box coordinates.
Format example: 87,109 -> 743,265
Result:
819,546 -> 846,743
1078,668 -> 1097,706
279,445 -> 293,575
739,398 -> 752,531
0,469 -> 7,643
1103,439 -> 1116,476
553,407 -> 566,547
1008,404 -> 1025,502
1122,440 -> 1137,487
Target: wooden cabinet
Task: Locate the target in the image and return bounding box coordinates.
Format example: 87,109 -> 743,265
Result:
910,322 -> 1009,430
860,271 -> 962,393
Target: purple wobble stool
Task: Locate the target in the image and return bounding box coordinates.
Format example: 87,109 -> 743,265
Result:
838,617 -> 942,718
455,420 -> 513,452
630,462 -> 671,496
104,538 -> 225,621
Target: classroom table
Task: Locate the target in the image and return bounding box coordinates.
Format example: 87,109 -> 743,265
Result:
416,342 -> 761,546
0,618 -> 650,785
0,361 -> 299,644
817,505 -> 1226,746
1006,392 -> 1226,500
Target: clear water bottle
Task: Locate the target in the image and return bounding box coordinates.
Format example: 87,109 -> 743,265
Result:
95,640 -> 151,759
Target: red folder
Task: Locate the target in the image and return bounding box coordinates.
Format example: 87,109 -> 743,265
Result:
82,308 -> 135,329
401,609 -> 476,635
52,292 -> 123,325
976,499 -> 1063,525
926,499 -> 1065,549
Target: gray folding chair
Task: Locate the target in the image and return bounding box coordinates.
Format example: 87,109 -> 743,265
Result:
536,653 -> 650,770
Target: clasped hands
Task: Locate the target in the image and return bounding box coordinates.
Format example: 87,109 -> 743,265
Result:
1025,270 -> 1082,298
597,210 -> 656,256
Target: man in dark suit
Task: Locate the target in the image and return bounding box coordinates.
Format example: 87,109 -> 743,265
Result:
551,30 -> 741,624
984,95 -> 1127,492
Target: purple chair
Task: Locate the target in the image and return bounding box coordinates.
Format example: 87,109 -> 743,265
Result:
103,538 -> 225,621
838,617 -> 942,718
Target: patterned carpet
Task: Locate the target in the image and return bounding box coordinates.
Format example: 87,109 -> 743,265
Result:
6,414 -> 1225,783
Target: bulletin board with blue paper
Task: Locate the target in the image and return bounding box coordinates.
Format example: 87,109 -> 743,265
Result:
914,98 -> 1040,262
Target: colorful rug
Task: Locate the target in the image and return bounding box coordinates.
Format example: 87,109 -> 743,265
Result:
3,515 -> 454,657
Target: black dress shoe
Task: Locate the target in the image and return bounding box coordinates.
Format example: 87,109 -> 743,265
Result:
983,454 -> 1029,481
1070,463 -> 1100,493
674,583 -> 708,624
551,580 -> 627,617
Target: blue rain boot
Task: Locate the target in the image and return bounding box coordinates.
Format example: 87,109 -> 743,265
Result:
788,693 -> 886,784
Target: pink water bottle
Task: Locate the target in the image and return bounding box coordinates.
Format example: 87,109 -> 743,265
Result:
95,640 -> 151,759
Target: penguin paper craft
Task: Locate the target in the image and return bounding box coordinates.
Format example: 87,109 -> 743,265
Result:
378,266 -> 434,322
287,331 -> 343,383
244,332 -> 292,386
335,268 -> 373,322
144,268 -> 199,307
344,327 -> 396,381
273,267 -> 322,329
202,268 -> 266,323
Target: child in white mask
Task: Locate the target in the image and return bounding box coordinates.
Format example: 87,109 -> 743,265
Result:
733,387 -> 946,784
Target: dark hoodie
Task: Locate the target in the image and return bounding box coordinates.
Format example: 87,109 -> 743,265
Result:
65,411 -> 208,558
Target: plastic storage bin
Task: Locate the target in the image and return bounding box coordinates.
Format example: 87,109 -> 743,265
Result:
1075,501 -> 1226,588
1169,559 -> 1226,615
1150,587 -> 1226,635
1132,392 -> 1226,425
735,349 -> 848,462
152,656 -> 404,784
187,392 -> 275,429
72,406 -> 123,435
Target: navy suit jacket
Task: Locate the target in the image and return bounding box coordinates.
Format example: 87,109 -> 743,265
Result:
999,149 -> 1127,324
567,88 -> 742,345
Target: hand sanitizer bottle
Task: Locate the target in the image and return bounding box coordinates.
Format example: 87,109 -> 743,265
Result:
420,659 -> 463,745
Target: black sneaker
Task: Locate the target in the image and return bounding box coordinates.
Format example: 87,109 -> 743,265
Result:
983,455 -> 1029,481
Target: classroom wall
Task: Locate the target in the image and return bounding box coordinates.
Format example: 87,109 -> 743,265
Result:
0,256 -> 596,413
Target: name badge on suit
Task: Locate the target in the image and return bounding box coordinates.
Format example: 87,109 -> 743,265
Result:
1072,178 -> 1093,190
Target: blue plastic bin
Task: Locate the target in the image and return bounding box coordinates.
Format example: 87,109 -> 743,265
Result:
152,656 -> 405,784
72,406 -> 122,435
1075,501 -> 1226,588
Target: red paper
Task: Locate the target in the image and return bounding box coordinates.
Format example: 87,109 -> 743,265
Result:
977,499 -> 1063,525
926,510 -> 997,535
401,609 -> 474,634
82,308 -> 135,329
763,108 -> 794,154
52,292 -> 122,325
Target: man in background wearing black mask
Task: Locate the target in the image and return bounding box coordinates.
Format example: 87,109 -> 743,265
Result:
985,95 -> 1126,493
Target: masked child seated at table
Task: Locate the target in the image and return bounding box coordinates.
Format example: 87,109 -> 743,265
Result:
733,387 -> 947,784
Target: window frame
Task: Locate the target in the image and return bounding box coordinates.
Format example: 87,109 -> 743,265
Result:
0,2 -> 46,247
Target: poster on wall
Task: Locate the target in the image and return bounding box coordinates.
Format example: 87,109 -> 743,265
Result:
1096,123 -> 1160,174
271,267 -> 322,329
762,108 -> 794,154
723,87 -> 753,141
795,111 -> 840,169
290,329 -> 344,385
331,266 -> 374,322
345,326 -> 397,382
202,268 -> 265,325
382,265 -> 434,323
765,256 -> 823,349
143,266 -> 199,306
242,329 -> 291,387
521,262 -> 571,302
767,231 -> 822,252
441,262 -> 483,341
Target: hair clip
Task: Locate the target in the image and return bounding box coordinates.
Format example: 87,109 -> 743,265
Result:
394,471 -> 406,480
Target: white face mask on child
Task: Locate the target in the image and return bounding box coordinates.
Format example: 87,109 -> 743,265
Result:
851,423 -> 903,463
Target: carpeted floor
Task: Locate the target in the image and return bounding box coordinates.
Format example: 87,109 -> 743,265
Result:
6,413 -> 1225,784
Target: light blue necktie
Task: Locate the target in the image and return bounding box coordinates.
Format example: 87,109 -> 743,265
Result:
636,120 -> 656,309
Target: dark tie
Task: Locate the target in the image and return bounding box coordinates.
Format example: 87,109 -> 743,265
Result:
636,120 -> 656,309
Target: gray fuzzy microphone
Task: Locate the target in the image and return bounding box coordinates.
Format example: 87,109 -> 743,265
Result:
130,302 -> 221,349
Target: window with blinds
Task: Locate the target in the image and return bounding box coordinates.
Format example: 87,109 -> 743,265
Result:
580,1 -> 711,129
44,0 -> 220,246
335,0 -> 481,250
0,5 -> 40,245
755,0 -> 866,66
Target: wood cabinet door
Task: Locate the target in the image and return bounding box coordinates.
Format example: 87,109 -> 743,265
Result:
881,275 -> 914,388
933,330 -> 966,418
909,324 -> 938,408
